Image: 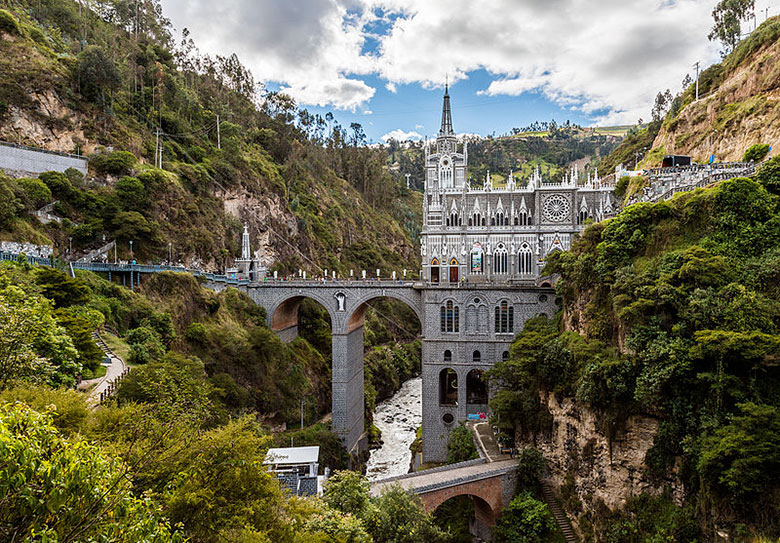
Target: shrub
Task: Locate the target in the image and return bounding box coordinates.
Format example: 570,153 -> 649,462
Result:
494,492 -> 557,543
128,342 -> 150,365
446,422 -> 479,464
17,177 -> 52,209
38,171 -> 74,199
90,151 -> 137,176
0,9 -> 20,36
744,143 -> 770,162
755,156 -> 780,195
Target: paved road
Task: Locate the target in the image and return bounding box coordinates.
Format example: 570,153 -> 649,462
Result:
370,458 -> 516,496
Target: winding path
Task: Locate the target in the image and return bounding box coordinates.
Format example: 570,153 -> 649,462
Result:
77,331 -> 127,407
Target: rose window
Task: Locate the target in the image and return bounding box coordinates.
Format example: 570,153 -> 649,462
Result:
543,194 -> 570,222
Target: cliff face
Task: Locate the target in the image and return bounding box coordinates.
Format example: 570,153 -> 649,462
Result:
651,17 -> 780,163
527,391 -> 683,531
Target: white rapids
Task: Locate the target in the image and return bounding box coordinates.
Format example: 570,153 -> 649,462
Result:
365,376 -> 422,481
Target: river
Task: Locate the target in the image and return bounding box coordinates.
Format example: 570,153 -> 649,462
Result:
366,376 -> 422,481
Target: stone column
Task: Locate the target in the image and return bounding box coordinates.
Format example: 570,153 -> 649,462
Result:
331,326 -> 365,454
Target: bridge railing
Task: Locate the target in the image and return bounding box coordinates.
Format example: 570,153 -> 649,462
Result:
372,458 -> 487,485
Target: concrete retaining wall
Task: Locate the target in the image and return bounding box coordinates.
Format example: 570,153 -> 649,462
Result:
0,142 -> 87,177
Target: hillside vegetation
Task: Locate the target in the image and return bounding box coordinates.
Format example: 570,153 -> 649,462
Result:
490,158 -> 780,541
0,0 -> 420,275
652,16 -> 780,164
388,123 -> 621,191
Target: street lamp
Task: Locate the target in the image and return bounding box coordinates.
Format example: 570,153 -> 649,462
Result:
168,242 -> 172,263
68,236 -> 73,259
129,240 -> 134,262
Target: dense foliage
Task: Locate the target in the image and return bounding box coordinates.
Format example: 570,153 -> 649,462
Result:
0,0 -> 421,274
490,161 -> 780,539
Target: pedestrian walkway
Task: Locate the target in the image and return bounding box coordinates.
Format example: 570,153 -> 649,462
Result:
78,331 -> 128,407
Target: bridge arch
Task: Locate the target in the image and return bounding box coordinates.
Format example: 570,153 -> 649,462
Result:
345,291 -> 423,334
267,292 -> 337,340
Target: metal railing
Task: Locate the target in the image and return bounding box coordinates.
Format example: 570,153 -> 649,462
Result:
0,140 -> 86,161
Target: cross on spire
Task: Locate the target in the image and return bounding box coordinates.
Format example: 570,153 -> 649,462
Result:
439,82 -> 453,136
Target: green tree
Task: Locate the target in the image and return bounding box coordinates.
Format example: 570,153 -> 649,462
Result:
698,403 -> 780,504
34,267 -> 90,308
0,403 -> 182,542
708,0 -> 755,54
75,45 -> 121,106
755,155 -> 780,195
366,486 -> 447,543
323,470 -> 372,518
0,284 -> 79,389
447,422 -> 479,464
115,176 -> 147,212
493,492 -> 558,543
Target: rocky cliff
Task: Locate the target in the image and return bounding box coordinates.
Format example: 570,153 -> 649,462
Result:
651,16 -> 780,163
528,391 -> 684,535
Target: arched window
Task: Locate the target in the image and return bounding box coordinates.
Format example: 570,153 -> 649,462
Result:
578,209 -> 589,224
481,217 -> 486,226
495,300 -> 514,333
502,351 -> 509,361
440,300 -> 460,333
444,349 -> 452,362
493,244 -> 508,275
518,243 -> 534,275
450,211 -> 459,226
439,368 -> 458,405
496,211 -> 504,226
473,350 -> 481,363
467,369 -> 488,405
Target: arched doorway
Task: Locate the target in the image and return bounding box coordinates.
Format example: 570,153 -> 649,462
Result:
466,369 -> 488,405
439,368 -> 458,405
449,257 -> 459,283
430,258 -> 440,283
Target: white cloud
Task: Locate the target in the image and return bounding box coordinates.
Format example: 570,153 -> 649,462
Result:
367,0 -> 721,124
162,0 -> 722,122
381,128 -> 423,142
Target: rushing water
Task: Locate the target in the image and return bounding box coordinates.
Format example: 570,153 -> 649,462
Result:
366,376 -> 422,481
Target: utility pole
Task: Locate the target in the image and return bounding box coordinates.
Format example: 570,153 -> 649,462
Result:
155,128 -> 160,168
216,114 -> 221,150
300,398 -> 304,429
693,61 -> 700,100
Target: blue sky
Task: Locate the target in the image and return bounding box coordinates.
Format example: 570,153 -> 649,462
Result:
268,71 -> 599,144
160,0 -> 770,143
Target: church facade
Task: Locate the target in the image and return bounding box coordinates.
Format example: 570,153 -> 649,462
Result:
419,88 -> 617,461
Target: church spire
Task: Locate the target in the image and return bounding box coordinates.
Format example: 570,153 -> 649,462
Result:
439,83 -> 453,136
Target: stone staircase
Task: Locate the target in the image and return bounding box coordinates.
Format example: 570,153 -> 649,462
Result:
540,480 -> 578,543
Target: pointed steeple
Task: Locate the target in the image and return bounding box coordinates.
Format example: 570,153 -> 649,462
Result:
439,83 -> 454,136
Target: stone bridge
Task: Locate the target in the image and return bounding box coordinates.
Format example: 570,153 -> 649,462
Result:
243,281 -> 424,454
371,458 -> 517,540
9,252 -> 556,461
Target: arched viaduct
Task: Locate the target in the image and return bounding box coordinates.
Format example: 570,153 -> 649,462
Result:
247,282 -> 424,455
205,279 -> 557,461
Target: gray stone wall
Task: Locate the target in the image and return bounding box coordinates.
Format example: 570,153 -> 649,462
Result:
0,142 -> 88,177
421,286 -> 557,462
